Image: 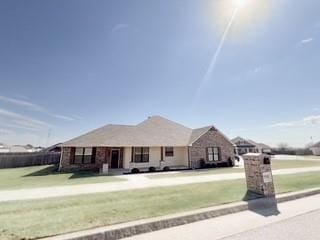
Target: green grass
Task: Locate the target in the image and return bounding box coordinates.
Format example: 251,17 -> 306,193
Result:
0,171 -> 319,239
272,160 -> 320,169
148,160 -> 320,179
275,155 -> 320,160
1,158 -> 319,190
148,167 -> 244,179
0,165 -> 125,190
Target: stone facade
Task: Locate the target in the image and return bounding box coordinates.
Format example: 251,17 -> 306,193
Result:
59,147 -> 123,172
242,153 -> 275,197
189,128 -> 236,167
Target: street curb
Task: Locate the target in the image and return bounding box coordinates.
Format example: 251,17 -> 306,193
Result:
43,188 -> 320,240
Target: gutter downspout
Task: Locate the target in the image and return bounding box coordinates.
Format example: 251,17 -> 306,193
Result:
187,146 -> 191,169
58,147 -> 63,172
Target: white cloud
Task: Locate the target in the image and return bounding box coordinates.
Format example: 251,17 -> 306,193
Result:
0,128 -> 14,134
0,95 -> 75,121
49,114 -> 75,121
268,115 -> 320,128
0,122 -> 40,132
253,67 -> 262,73
112,24 -> 130,32
313,107 -> 319,111
0,131 -> 45,146
0,95 -> 44,111
301,38 -> 314,44
0,108 -> 49,130
71,114 -> 84,120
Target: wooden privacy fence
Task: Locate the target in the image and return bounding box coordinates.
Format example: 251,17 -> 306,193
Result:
0,152 -> 61,169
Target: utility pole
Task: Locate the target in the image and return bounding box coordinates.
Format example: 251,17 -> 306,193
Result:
46,128 -> 51,147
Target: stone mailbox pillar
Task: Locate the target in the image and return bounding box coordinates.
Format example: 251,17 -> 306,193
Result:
243,153 -> 275,197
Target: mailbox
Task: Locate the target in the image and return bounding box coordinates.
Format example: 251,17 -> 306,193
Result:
243,153 -> 275,197
263,156 -> 271,165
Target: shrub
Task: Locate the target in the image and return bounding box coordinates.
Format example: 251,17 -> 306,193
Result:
131,168 -> 140,174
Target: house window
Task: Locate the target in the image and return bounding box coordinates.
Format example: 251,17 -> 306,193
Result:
207,147 -> 220,161
165,147 -> 174,157
134,147 -> 149,163
83,148 -> 93,164
74,148 -> 84,164
73,147 -> 96,164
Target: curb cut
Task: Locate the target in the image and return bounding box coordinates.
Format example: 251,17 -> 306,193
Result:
43,188 -> 320,240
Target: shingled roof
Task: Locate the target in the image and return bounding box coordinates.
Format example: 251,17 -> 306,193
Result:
231,137 -> 256,147
62,116 -> 233,147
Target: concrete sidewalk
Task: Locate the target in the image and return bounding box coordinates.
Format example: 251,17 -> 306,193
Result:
124,193 -> 320,240
0,167 -> 320,202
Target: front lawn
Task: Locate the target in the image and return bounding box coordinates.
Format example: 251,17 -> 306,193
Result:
0,165 -> 125,190
272,160 -> 320,169
0,171 -> 319,239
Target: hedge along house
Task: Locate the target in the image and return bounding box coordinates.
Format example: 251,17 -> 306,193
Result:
59,116 -> 236,173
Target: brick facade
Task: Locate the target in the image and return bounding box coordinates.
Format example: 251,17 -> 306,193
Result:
59,147 -> 124,172
189,128 -> 235,167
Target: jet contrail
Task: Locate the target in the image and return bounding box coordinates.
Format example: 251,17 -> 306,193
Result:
192,8 -> 239,106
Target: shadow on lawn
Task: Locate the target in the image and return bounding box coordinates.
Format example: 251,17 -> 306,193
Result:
23,165 -> 102,179
242,190 -> 280,217
23,165 -> 60,176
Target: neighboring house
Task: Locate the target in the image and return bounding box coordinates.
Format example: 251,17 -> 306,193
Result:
0,143 -> 43,153
10,145 -> 31,153
44,143 -> 62,153
33,147 -> 45,152
60,116 -> 236,172
0,143 -> 10,153
248,140 -> 272,154
232,137 -> 258,155
232,137 -> 271,155
310,142 -> 320,156
9,145 -> 42,153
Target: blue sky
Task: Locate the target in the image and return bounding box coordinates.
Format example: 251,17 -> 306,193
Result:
0,0 -> 319,147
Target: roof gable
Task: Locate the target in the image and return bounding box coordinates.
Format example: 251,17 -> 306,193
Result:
231,137 -> 256,147
189,126 -> 214,145
62,116 -> 231,147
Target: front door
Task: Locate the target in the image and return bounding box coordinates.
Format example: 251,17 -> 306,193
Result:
111,150 -> 119,168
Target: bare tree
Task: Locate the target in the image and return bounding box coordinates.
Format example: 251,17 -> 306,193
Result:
277,143 -> 289,151
305,142 -> 314,149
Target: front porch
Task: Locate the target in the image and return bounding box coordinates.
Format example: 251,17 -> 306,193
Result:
59,146 -> 126,172
60,146 -> 190,173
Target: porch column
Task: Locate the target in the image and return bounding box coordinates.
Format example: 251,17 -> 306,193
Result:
160,146 -> 164,161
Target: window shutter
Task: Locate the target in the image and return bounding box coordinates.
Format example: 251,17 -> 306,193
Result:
131,147 -> 134,162
91,147 -> 96,164
206,147 -> 208,161
70,147 -> 75,164
161,147 -> 163,161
